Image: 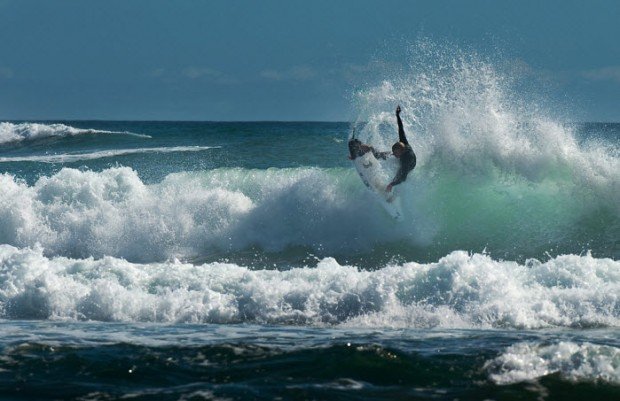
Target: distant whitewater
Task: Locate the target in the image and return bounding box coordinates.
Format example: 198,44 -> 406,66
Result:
0,122 -> 150,144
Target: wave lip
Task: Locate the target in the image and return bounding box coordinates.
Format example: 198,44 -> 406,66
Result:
485,342 -> 620,385
0,122 -> 150,144
0,146 -> 220,163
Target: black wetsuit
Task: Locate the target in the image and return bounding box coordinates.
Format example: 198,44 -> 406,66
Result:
390,113 -> 416,187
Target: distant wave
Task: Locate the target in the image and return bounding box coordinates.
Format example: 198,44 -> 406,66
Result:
0,122 -> 151,144
0,146 -> 219,163
0,245 -> 618,329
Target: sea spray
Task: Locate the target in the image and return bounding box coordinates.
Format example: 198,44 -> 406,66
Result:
352,41 -> 619,212
346,42 -> 620,263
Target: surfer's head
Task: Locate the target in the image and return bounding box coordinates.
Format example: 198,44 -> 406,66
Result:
392,142 -> 406,157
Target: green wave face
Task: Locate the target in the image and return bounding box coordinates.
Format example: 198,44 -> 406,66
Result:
1,163 -> 616,266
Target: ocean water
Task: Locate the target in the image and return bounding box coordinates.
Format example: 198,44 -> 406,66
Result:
1,52 -> 619,400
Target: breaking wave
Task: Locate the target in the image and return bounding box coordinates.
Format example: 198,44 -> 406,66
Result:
0,245 -> 618,328
486,341 -> 620,385
0,164 -> 617,263
0,122 -> 150,145
352,41 -> 619,214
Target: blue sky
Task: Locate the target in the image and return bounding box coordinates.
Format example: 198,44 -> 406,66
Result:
0,0 -> 618,121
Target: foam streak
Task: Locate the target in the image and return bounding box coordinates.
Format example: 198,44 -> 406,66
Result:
0,146 -> 219,163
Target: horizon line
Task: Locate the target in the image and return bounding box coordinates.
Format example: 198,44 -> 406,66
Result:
2,118 -> 620,124
1,118 -> 351,124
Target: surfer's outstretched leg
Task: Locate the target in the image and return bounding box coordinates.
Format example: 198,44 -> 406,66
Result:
348,139 -> 371,159
348,138 -> 390,160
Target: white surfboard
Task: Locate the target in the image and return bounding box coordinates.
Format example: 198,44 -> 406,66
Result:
351,149 -> 403,220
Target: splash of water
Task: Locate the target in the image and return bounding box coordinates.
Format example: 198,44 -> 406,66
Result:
352,41 -> 618,209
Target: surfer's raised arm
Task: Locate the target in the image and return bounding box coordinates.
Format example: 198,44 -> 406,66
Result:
387,105 -> 417,192
396,105 -> 408,145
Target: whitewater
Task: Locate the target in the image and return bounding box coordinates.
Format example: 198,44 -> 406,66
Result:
1,47 -> 618,400
1,244 -> 618,329
0,122 -> 150,144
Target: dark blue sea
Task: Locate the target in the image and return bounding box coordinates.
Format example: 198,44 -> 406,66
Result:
1,57 -> 619,400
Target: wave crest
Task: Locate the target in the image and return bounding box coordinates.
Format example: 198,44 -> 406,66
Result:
0,246 -> 618,328
0,122 -> 150,145
353,42 -> 619,211
0,165 -> 617,263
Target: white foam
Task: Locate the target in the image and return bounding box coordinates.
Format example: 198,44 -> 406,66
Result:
0,122 -> 150,144
0,146 -> 219,163
353,42 -> 620,212
0,245 -> 618,328
0,167 -> 415,261
486,341 -> 620,384
0,164 -> 616,263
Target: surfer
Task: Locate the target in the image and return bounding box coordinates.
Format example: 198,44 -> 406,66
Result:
348,106 -> 416,191
386,105 -> 416,192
